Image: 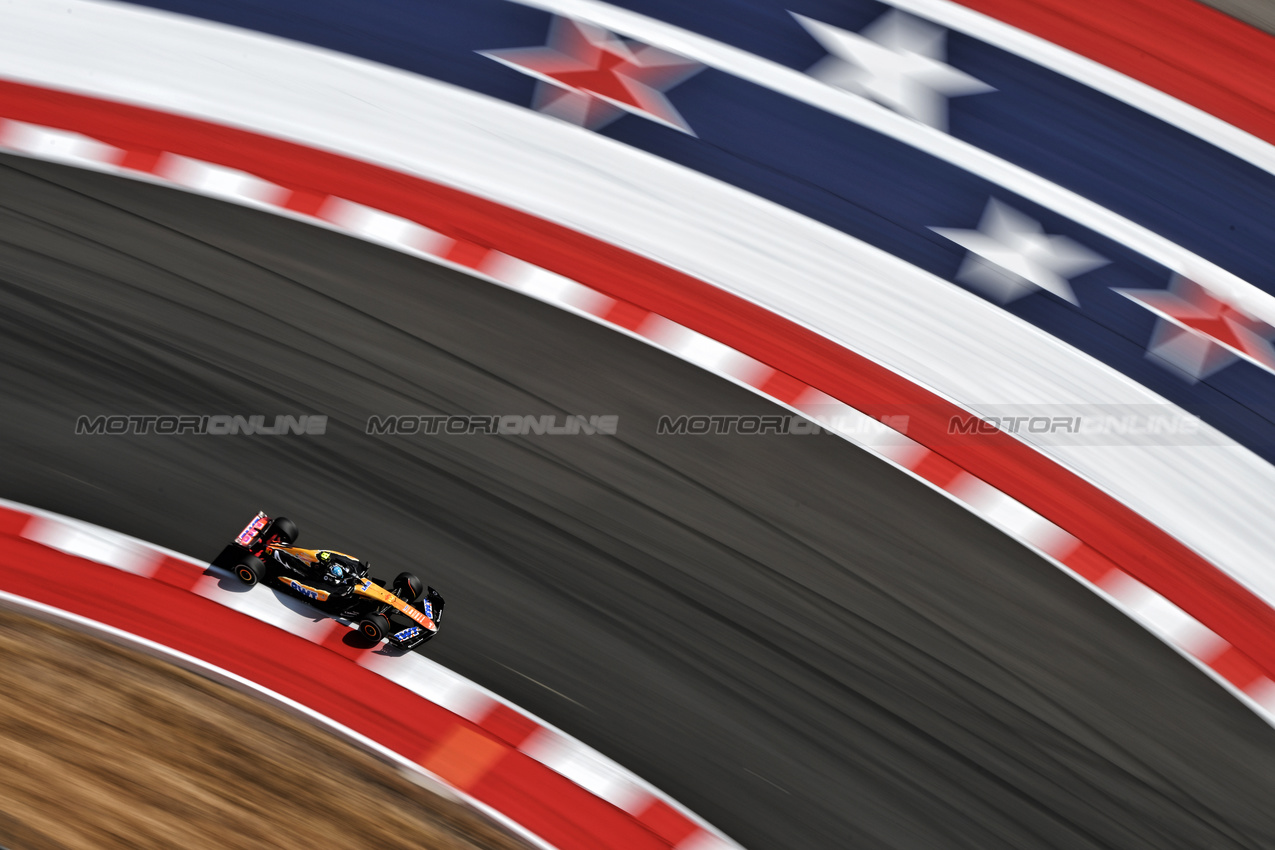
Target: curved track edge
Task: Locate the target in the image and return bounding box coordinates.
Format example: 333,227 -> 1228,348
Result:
1,85 -> 1274,721
948,0 -> 1275,149
0,589 -> 555,850
0,498 -> 740,850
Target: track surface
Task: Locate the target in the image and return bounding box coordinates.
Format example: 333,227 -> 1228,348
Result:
2,156 -> 1275,849
1199,0 -> 1275,34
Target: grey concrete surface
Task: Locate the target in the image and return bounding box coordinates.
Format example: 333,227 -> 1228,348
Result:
0,156 -> 1273,849
1198,0 -> 1275,34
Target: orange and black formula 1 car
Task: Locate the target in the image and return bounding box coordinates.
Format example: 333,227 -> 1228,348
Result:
211,512 -> 444,649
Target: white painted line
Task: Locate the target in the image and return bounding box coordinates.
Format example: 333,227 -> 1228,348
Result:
509,0 -> 1275,328
0,120 -> 120,168
320,198 -> 450,253
4,0 -> 1273,619
1119,584 -> 1229,661
157,154 -> 290,207
513,265 -> 615,315
0,497 -> 207,569
792,390 -> 929,467
1095,570 -> 1149,605
481,252 -> 539,288
191,576 -> 332,642
22,516 -> 160,575
946,473 -> 1001,511
945,473 -> 1077,554
677,830 -> 734,850
884,0 -> 1275,180
634,313 -> 686,347
520,727 -> 650,814
655,323 -> 773,386
0,587 -> 561,850
359,651 -> 495,722
1,499 -> 744,849
1245,677 -> 1275,710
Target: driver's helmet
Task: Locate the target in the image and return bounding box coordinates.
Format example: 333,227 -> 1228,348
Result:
327,563 -> 346,581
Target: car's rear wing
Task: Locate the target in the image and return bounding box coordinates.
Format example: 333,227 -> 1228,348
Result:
212,510 -> 273,572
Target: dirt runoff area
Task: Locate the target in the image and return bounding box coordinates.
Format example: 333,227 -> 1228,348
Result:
0,609 -> 534,850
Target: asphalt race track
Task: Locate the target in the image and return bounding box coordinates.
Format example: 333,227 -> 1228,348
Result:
1201,0 -> 1275,34
2,155 -> 1275,850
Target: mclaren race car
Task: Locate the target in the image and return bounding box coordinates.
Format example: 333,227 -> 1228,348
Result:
212,512 -> 444,649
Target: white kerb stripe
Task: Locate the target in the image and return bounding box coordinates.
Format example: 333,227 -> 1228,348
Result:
5,0 -> 1275,611
1120,584 -> 1230,660
504,262 -> 618,315
191,575 -> 333,642
0,587 -> 562,850
0,120 -> 120,168
677,831 -> 735,850
644,319 -> 774,386
1,498 -> 744,848
22,516 -> 161,575
320,198 -> 452,254
158,155 -> 290,207
945,472 -> 1077,555
520,727 -> 650,813
358,651 -> 495,722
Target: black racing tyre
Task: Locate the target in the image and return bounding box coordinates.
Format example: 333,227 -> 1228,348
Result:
232,553 -> 267,587
392,571 -> 423,603
266,516 -> 298,546
358,613 -> 392,641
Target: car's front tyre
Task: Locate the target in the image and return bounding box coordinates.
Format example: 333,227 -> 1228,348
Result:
358,613 -> 392,642
392,572 -> 423,603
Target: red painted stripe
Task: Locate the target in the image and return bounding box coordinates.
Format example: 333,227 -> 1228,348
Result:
1061,545 -> 1119,586
0,506 -> 29,537
636,799 -> 700,846
1210,644 -> 1265,691
478,703 -> 544,748
954,0 -> 1275,146
473,754 -> 671,850
2,81 -> 1273,689
0,534 -> 683,850
601,300 -> 653,332
151,555 -> 206,591
911,450 -> 963,490
442,239 -> 495,270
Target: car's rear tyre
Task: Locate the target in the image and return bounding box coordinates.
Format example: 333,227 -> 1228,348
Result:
392,572 -> 423,603
358,613 -> 392,641
266,516 -> 298,546
232,554 -> 267,587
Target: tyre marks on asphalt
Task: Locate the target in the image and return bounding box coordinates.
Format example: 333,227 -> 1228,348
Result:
2,155 -> 1275,848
